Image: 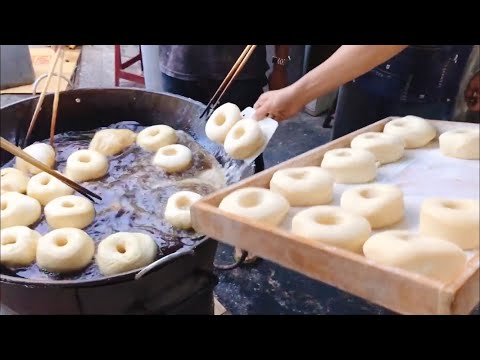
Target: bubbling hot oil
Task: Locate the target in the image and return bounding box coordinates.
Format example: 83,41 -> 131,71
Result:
2,121 -> 227,281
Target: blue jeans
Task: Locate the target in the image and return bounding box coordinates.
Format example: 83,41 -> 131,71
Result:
332,81 -> 454,139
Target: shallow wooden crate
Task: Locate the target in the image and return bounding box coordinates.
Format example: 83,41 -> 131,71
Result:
191,118 -> 480,315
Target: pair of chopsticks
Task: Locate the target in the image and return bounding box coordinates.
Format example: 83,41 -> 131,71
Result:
199,45 -> 257,119
0,137 -> 102,202
24,46 -> 65,148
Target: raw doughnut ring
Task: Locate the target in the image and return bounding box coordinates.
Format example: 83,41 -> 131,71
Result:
1,168 -> 30,194
136,125 -> 178,152
219,187 -> 290,226
439,128 -> 480,160
291,206 -> 372,253
419,198 -> 479,250
383,116 -> 436,149
152,144 -> 192,173
363,230 -> 467,283
269,166 -> 334,206
320,148 -> 377,184
340,184 -> 404,229
65,149 -> 109,182
1,192 -> 41,229
89,128 -> 137,156
36,228 -> 95,273
205,102 -> 242,144
96,232 -> 158,276
16,143 -> 56,175
350,132 -> 405,164
164,191 -> 203,229
44,195 -> 95,230
1,226 -> 41,268
27,171 -> 74,206
223,118 -> 265,160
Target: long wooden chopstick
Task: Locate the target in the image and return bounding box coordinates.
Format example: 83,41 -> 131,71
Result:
50,47 -> 64,147
0,137 -> 102,202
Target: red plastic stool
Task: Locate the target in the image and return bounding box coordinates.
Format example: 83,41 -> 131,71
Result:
114,45 -> 145,86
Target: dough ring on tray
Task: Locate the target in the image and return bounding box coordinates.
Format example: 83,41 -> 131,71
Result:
96,232 -> 158,276
350,132 -> 405,164
1,168 -> 30,194
205,102 -> 242,144
65,149 -> 109,182
1,192 -> 41,229
153,144 -> 192,173
36,228 -> 95,273
44,195 -> 95,230
89,128 -> 137,156
1,226 -> 41,268
320,148 -> 377,184
223,118 -> 265,160
164,191 -> 203,229
439,128 -> 480,160
27,171 -> 75,206
269,166 -> 334,206
136,125 -> 178,152
383,115 -> 436,149
16,143 -> 56,175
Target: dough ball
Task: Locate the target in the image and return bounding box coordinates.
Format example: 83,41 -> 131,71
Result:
439,128 -> 480,160
136,125 -> 177,152
1,226 -> 41,268
152,144 -> 192,173
205,102 -> 242,144
219,187 -> 290,226
27,171 -> 74,206
96,232 -> 157,276
1,168 -> 30,194
291,206 -> 371,253
1,192 -> 41,229
419,198 -> 479,250
363,230 -> 467,283
89,128 -> 137,156
16,143 -> 56,175
223,118 -> 265,160
36,228 -> 95,273
164,191 -> 203,229
44,195 -> 95,230
269,166 -> 334,206
65,149 -> 109,182
383,115 -> 437,149
340,184 -> 404,229
320,148 -> 377,184
350,132 -> 405,164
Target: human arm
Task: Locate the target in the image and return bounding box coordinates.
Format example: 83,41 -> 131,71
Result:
464,71 -> 480,112
268,45 -> 290,90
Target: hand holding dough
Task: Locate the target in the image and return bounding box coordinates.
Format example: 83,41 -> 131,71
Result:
320,148 -> 377,184
383,116 -> 436,149
1,192 -> 41,229
205,102 -> 242,144
164,191 -> 202,229
1,168 -> 30,194
65,149 -> 109,182
44,195 -> 95,229
223,118 -> 265,160
1,226 -> 41,268
27,171 -> 75,206
16,143 -> 56,175
89,128 -> 137,156
439,128 -> 480,160
136,125 -> 177,152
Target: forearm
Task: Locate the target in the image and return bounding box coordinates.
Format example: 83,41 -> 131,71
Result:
293,45 -> 409,104
273,45 -> 289,71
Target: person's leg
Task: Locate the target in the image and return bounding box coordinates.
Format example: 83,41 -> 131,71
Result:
160,73 -> 209,104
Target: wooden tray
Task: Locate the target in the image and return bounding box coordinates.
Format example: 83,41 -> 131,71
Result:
191,117 -> 480,315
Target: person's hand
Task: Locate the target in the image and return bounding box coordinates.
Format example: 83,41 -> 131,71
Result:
268,67 -> 288,90
464,71 -> 480,112
252,85 -> 305,121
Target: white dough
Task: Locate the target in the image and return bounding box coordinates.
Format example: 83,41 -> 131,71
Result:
219,187 -> 290,226
65,149 -> 109,182
419,197 -> 479,250
269,166 -> 334,206
16,143 -> 56,175
89,128 -> 137,156
152,144 -> 192,173
1,192 -> 41,229
205,102 -> 242,144
1,226 -> 41,267
291,206 -> 372,253
136,125 -> 178,152
223,118 -> 265,160
27,171 -> 74,206
320,148 -> 377,184
44,195 -> 95,230
363,230 -> 467,283
36,228 -> 95,273
439,128 -> 480,160
383,115 -> 437,149
96,232 -> 157,276
340,184 -> 404,229
350,132 -> 405,164
164,191 -> 203,230
1,168 -> 30,194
